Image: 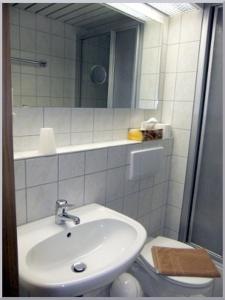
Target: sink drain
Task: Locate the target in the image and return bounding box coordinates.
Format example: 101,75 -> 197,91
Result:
71,262 -> 87,273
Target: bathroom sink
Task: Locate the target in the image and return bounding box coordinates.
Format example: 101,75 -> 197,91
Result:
17,204 -> 147,296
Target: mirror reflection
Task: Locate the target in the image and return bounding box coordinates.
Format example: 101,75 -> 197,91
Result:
10,3 -> 165,109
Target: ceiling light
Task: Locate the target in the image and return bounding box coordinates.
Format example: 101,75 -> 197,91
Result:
147,3 -> 198,16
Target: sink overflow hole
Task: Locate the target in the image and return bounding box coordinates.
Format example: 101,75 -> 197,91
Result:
67,232 -> 71,238
72,262 -> 87,273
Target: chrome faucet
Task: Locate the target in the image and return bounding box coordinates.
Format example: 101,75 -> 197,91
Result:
55,199 -> 80,225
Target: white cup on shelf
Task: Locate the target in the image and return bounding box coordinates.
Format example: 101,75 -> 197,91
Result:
38,128 -> 56,155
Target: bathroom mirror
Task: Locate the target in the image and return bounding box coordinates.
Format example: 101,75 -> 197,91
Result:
10,3 -> 165,109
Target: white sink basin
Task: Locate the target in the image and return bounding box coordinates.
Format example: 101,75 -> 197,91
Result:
17,204 -> 147,296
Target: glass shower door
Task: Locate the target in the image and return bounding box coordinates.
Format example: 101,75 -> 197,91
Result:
188,6 -> 223,257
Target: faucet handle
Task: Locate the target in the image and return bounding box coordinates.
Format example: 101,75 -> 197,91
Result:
56,199 -> 68,208
56,199 -> 74,209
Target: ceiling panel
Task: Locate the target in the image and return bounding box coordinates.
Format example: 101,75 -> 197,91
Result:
10,3 -> 134,29
37,3 -> 69,16
46,3 -> 87,19
25,4 -> 51,13
58,4 -> 102,22
68,7 -> 113,25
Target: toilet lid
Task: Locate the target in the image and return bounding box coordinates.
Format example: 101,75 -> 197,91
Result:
140,236 -> 213,287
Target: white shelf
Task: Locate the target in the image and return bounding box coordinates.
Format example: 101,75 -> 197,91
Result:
14,140 -> 141,160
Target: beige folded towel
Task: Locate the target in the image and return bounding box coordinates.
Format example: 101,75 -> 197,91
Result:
151,246 -> 220,277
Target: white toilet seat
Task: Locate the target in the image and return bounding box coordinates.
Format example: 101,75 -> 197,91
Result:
138,236 -> 213,288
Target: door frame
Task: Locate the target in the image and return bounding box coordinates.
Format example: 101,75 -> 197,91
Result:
2,3 -> 19,296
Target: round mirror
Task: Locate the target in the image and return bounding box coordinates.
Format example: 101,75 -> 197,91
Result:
90,65 -> 107,85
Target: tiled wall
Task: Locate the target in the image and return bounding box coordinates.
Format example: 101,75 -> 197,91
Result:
15,139 -> 173,239
13,107 -> 154,152
139,19 -> 167,110
161,10 -> 203,238
10,7 -> 76,107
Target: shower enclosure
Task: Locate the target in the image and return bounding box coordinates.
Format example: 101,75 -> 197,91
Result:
180,5 -> 223,261
77,26 -> 140,108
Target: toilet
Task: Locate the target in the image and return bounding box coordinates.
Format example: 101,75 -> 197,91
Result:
130,236 -> 214,297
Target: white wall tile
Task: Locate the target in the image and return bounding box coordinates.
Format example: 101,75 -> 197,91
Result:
85,148 -> 107,174
10,7 -> 19,26
174,72 -> 196,101
152,183 -> 167,210
55,133 -> 70,147
139,74 -> 159,101
161,101 -> 174,124
11,25 -> 20,49
113,108 -> 130,129
177,41 -> 200,72
84,171 -> 106,205
15,189 -> 27,226
138,187 -> 153,217
170,156 -> 187,184
154,155 -> 167,185
71,132 -> 93,145
165,44 -> 179,72
20,28 -> 35,52
58,176 -> 84,207
44,108 -> 71,133
20,10 -> 35,29
50,77 -> 64,98
139,175 -> 154,191
165,205 -> 181,232
72,108 -> 94,132
14,160 -> 26,190
123,193 -> 139,219
93,131 -> 113,143
107,146 -> 126,169
149,207 -> 163,233
51,20 -> 64,37
37,32 -> 50,55
51,36 -> 64,58
94,109 -> 113,131
27,182 -> 57,222
141,47 -> 160,74
26,156 -> 58,187
164,227 -> 179,240
112,130 -> 128,141
172,129 -> 190,156
65,39 -> 75,59
36,14 -> 50,33
106,167 -> 125,202
180,10 -> 202,43
138,214 -> 150,232
106,198 -> 123,213
59,152 -> 85,180
37,76 -> 50,97
172,101 -> 193,129
50,56 -> 64,77
65,24 -> 75,39
167,15 -> 181,45
13,107 -> 43,136
13,136 -> 39,152
163,73 -> 176,101
143,20 -> 162,48
21,74 -> 36,96
130,110 -> 145,128
167,181 -> 184,208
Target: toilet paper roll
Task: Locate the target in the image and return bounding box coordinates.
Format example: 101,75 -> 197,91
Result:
38,128 -> 56,155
